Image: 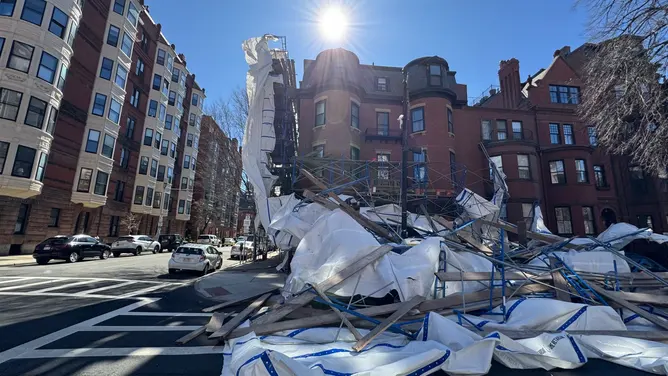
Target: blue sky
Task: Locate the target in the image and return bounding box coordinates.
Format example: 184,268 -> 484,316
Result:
147,0 -> 591,105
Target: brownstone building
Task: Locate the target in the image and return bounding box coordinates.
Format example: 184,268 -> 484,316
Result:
297,46 -> 668,236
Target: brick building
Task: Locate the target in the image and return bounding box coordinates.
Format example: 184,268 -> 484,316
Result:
297,45 -> 668,237
0,0 -> 210,255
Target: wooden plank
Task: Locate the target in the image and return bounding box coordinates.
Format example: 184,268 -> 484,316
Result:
435,271 -> 551,282
176,312 -> 232,345
209,293 -> 273,340
456,231 -> 495,255
419,204 -> 438,234
418,283 -> 550,312
251,245 -> 394,326
300,169 -> 399,242
202,288 -> 279,313
590,284 -> 668,330
550,257 -> 572,302
479,219 -> 581,249
313,285 -> 362,340
352,296 -> 425,352
304,189 -> 338,210
599,289 -> 668,307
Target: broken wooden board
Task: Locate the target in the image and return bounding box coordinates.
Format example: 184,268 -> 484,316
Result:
304,189 -> 338,210
252,244 -> 394,326
352,296 -> 425,352
176,312 -> 232,345
435,271 -> 551,282
455,230 -> 495,255
590,284 -> 668,331
550,257 -> 572,302
202,288 -> 279,313
313,285 -> 362,340
479,219 -> 580,249
418,283 -> 551,313
209,292 -> 273,340
601,290 -> 668,307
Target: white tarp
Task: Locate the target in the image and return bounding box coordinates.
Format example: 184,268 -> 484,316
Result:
241,35 -> 283,232
360,204 -> 448,235
222,299 -> 668,375
529,203 -> 552,234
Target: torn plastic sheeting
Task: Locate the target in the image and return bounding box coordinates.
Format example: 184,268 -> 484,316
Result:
360,204 -> 448,235
577,335 -> 668,374
529,203 -> 553,235
455,189 -> 500,219
528,250 -> 631,274
442,246 -> 494,296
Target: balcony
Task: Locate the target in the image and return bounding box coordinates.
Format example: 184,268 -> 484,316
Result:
482,129 -> 535,145
364,128 -> 402,143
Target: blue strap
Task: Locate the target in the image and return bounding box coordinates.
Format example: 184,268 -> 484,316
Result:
504,297 -> 526,321
405,350 -> 451,376
260,352 -> 278,376
568,336 -> 586,363
557,306 -> 588,331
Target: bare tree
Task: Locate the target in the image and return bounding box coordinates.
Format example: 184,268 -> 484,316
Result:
206,86 -> 249,143
121,213 -> 141,235
578,0 -> 668,174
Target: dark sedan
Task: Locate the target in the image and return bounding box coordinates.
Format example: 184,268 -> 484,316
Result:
33,235 -> 111,265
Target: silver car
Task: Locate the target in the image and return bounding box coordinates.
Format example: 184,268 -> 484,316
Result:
169,243 -> 222,275
111,235 -> 161,257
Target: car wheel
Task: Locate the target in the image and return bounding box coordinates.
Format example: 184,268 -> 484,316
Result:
134,246 -> 141,256
216,258 -> 222,269
100,250 -> 110,260
113,252 -> 120,258
168,268 -> 176,274
67,251 -> 79,263
201,263 -> 209,276
155,245 -> 160,253
36,258 -> 50,265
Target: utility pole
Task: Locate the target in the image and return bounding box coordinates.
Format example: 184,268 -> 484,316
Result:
400,69 -> 409,239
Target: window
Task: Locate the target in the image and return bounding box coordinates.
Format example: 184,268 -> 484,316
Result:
113,0 -> 125,15
315,100 -> 326,126
159,103 -> 166,122
48,6 -> 68,38
127,2 -> 139,26
150,158 -> 157,177
49,208 -> 60,227
189,113 -> 195,127
411,107 -> 424,132
34,152 -> 47,181
173,68 -> 181,84
563,124 -> 574,144
119,147 -> 129,168
178,199 -> 185,214
77,167 -> 93,192
376,112 -> 389,136
594,165 -> 607,188
637,215 -> 654,230
125,116 -> 135,139
177,94 -> 183,111
549,85 -> 580,104
181,177 -> 188,189
99,58 -> 113,80
588,127 -> 597,146
555,207 -> 573,235
107,25 -> 120,47
191,157 -> 196,169
186,201 -> 191,215
0,37 -> 4,56
14,203 -> 30,235
376,77 -> 387,91
101,134 -> 115,158
413,151 -> 427,183
447,108 -> 454,133
0,141 -> 8,174
549,123 -> 560,144
108,215 -> 119,236
66,21 -> 77,46
428,64 -> 442,86
351,102 -> 359,129
187,133 -> 193,147
583,207 -> 595,235
350,146 -> 360,160
163,193 -> 170,209
183,155 -> 190,169
142,129 -> 152,147
20,0 -> 45,25
139,28 -> 148,52
157,49 -> 165,65
108,98 -> 121,123
193,136 -> 198,149
496,120 -> 507,140
168,91 -> 176,106
575,159 -> 588,183
130,87 -> 140,107
114,64 -> 127,88
161,139 -> 168,155
170,142 -> 176,158
131,185 -> 144,204
167,167 -> 173,184
46,107 -> 57,134
135,58 -> 144,77
121,32 -> 132,56
145,187 -> 153,206
489,155 -> 503,177
56,64 -> 67,91
549,160 -> 565,184
166,54 -> 173,72
94,170 -> 108,195
157,165 -> 165,181
92,93 -> 107,116
154,132 -> 161,149
152,74 -> 161,90
191,92 -> 198,105
37,51 -> 58,83
510,121 -> 522,140
138,156 -> 148,175
481,120 -> 492,141
7,41 -> 34,73
153,191 -> 162,208
522,203 -> 533,223
0,0 -> 16,16
165,114 -> 173,130
85,129 -> 100,153
148,100 -> 157,117
24,96 -> 47,128
517,154 -> 531,179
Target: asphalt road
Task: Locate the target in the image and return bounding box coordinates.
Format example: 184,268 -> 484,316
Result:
0,248 -> 231,376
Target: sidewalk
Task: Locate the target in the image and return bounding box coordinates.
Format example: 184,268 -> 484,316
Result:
0,254 -> 35,267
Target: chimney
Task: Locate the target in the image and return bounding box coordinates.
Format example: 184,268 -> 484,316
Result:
498,58 -> 521,109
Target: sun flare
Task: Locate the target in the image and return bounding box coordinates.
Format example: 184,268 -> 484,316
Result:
319,5 -> 348,42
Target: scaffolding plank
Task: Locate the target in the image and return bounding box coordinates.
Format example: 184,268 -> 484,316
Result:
209,293 -> 273,340
304,189 -> 338,210
598,289 -> 668,307
313,285 -> 362,340
435,271 -> 550,282
202,288 -> 279,313
479,219 -> 580,249
590,284 -> 668,330
352,296 -> 425,352
418,283 -> 550,312
550,257 -> 572,302
176,312 -> 231,345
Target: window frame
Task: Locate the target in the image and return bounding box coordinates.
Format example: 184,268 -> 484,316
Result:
481,120 -> 492,141
582,206 -> 596,235
125,116 -> 135,139
549,123 -> 561,144
549,160 -> 566,185
106,24 -> 120,47
148,99 -> 157,117
593,165 -> 608,188
99,57 -> 113,80
48,5 -> 69,39
145,187 -> 153,206
447,108 -> 454,134
575,159 -> 588,183
150,158 -> 158,178
133,185 -> 144,204
7,40 -> 34,73
77,167 -> 93,192
14,203 -> 30,235
138,156 -> 148,175
563,124 -> 574,145
549,85 -> 580,104
0,141 -> 9,174
554,206 -> 573,235
496,119 -> 507,140
428,64 -> 442,86
93,170 -> 109,196
34,151 -> 47,181
114,64 -> 127,88
85,129 -> 101,154
156,49 -> 166,65
143,128 -> 153,146
113,0 -> 125,15
517,154 -> 531,180
0,0 -> 17,17
588,126 -> 597,146
48,208 -> 60,227
119,147 -> 129,168
101,133 -> 115,158
315,100 -> 326,126
376,111 -> 389,136
24,96 -> 47,129
36,51 -> 58,84
108,98 -> 121,124
92,93 -> 107,116
376,77 -> 388,91
120,32 -> 132,57
411,107 -> 425,133
20,0 -> 46,26
350,102 -> 359,129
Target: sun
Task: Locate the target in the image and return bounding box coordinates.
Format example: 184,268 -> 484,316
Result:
319,5 -> 348,42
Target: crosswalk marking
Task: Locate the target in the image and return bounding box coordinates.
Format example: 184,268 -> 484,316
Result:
32,280 -> 101,293
13,346 -> 224,359
0,277 -> 31,284
121,311 -> 213,317
0,279 -> 68,291
119,283 -> 170,298
75,281 -> 137,296
84,326 -> 203,332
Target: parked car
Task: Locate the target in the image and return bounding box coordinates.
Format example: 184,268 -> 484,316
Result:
168,243 -> 222,275
236,236 -> 247,243
111,235 -> 161,257
230,241 -> 251,259
158,234 -> 184,252
197,234 -> 221,246
223,238 -> 236,247
33,235 -> 111,264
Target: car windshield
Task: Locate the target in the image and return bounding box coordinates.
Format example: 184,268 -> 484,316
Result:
176,247 -> 203,255
159,235 -> 173,241
42,237 -> 73,245
198,236 -> 210,239
245,236 -> 255,242
117,236 -> 135,241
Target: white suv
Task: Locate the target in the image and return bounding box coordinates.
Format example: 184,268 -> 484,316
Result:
197,234 -> 221,246
111,235 -> 161,256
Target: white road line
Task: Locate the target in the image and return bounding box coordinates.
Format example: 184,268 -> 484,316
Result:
0,276 -> 185,285
75,281 -> 137,296
118,283 -> 171,298
0,277 -> 31,284
0,298 -> 158,365
14,346 -> 224,359
0,292 -> 125,300
0,279 -> 65,291
32,280 -> 101,293
121,311 -> 213,317
84,326 -> 203,331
